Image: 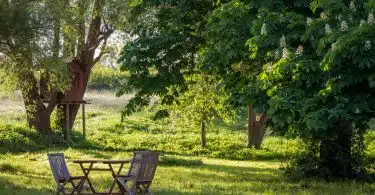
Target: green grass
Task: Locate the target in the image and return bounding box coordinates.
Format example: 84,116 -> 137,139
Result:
1,150 -> 375,195
1,90 -> 375,194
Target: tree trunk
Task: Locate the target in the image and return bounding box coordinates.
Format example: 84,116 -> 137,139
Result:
23,94 -> 52,135
56,59 -> 91,130
247,105 -> 255,148
319,120 -> 353,177
247,105 -> 268,149
21,71 -> 58,135
56,0 -> 111,131
201,114 -> 207,148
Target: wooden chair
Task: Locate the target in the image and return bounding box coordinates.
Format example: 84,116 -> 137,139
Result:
47,153 -> 85,195
117,151 -> 160,195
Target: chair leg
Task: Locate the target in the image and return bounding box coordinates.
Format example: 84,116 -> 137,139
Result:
119,180 -> 135,195
136,185 -> 144,194
69,181 -> 77,195
142,183 -> 152,195
76,178 -> 85,194
57,182 -> 68,195
117,178 -> 127,195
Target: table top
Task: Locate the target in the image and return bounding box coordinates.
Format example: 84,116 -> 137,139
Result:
72,159 -> 131,164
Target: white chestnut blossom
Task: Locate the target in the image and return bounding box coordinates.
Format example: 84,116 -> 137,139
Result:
368,13 -> 374,24
340,21 -> 348,32
274,50 -> 280,59
146,29 -> 150,37
296,45 -> 303,56
320,12 -> 328,20
360,19 -> 366,27
365,41 -> 371,51
350,1 -> 356,12
325,24 -> 332,35
280,35 -> 286,48
261,23 -> 267,35
266,63 -> 273,73
307,17 -> 312,25
282,48 -> 289,59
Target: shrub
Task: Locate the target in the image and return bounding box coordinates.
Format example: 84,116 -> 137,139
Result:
88,65 -> 129,89
0,123 -> 49,153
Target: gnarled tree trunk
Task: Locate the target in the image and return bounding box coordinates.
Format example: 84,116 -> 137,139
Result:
247,105 -> 268,149
56,0 -> 113,131
21,71 -> 58,135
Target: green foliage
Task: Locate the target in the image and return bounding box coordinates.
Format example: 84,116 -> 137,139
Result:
247,0 -> 375,178
0,0 -> 70,93
0,124 -> 49,153
88,65 -> 129,89
119,0 -> 375,178
118,0 -> 215,115
164,73 -> 236,125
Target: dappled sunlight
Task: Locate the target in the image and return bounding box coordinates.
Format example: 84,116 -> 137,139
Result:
1,150 -> 375,194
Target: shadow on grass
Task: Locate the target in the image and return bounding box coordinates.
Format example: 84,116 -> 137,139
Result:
183,163 -> 375,194
159,156 -> 203,167
196,163 -> 281,183
153,189 -> 201,195
0,177 -> 52,195
82,149 -> 114,159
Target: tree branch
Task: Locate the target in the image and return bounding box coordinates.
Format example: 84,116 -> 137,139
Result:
91,33 -> 111,66
87,30 -> 113,52
93,50 -> 110,65
46,91 -> 59,115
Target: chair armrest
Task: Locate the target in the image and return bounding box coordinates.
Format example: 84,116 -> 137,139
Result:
116,175 -> 130,178
70,176 -> 85,180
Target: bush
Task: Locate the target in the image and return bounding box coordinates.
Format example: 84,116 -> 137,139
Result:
88,65 -> 129,89
0,123 -> 50,153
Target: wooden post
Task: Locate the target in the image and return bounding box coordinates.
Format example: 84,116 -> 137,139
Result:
247,105 -> 254,148
82,103 -> 86,139
66,104 -> 70,146
201,114 -> 207,148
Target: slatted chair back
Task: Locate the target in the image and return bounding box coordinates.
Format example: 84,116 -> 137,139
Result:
135,151 -> 159,182
47,153 -> 71,182
126,151 -> 144,180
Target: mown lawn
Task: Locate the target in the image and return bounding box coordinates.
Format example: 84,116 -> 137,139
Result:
1,90 -> 375,194
1,150 -> 375,195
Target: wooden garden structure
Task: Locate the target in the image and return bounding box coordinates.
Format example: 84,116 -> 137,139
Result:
42,59 -> 92,145
60,100 -> 90,145
60,59 -> 91,145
